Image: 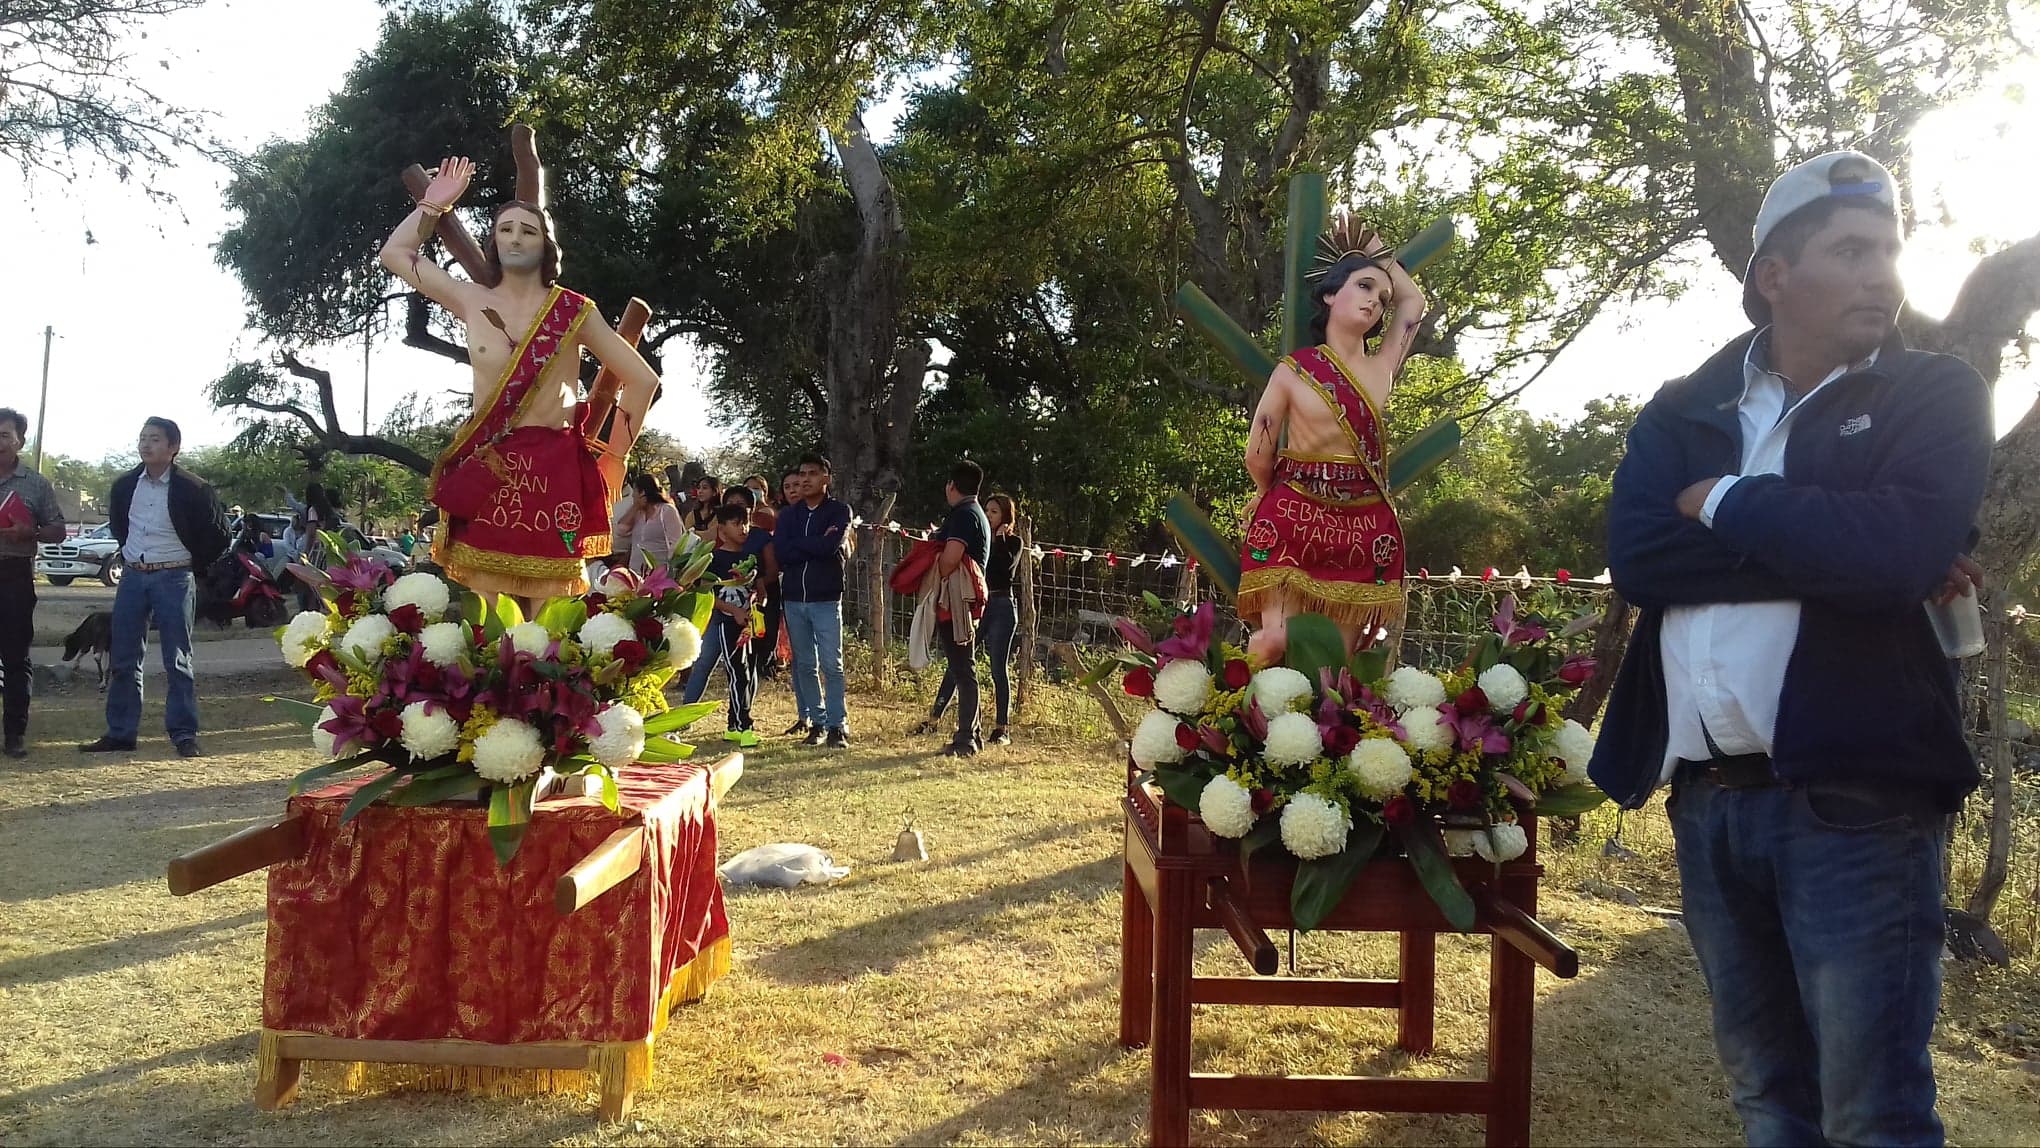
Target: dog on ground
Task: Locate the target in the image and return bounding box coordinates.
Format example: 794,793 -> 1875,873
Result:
61,611 -> 113,691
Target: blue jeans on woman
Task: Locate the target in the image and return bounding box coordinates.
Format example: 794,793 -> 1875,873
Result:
1669,770 -> 1948,1147
105,566 -> 200,745
932,595 -> 1018,728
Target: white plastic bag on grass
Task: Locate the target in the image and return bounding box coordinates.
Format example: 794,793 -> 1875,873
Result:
719,843 -> 850,888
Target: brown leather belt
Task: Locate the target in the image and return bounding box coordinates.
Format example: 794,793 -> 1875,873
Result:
129,560 -> 190,573
1676,753 -> 1778,789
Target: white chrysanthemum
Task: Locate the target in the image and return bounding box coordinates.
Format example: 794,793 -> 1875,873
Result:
471,718 -> 546,784
1280,792 -> 1352,860
338,612 -> 397,665
591,704 -> 646,768
1443,828 -> 1482,857
311,704 -> 338,758
1347,738 -> 1414,798
1404,707 -> 1453,754
1384,666 -> 1448,711
1476,663 -> 1529,713
1261,711 -> 1324,767
1552,718 -> 1596,785
1154,659 -> 1213,717
598,569 -> 640,598
398,701 -> 460,761
383,572 -> 451,621
1198,775 -> 1257,838
1472,821 -> 1529,864
1248,666 -> 1314,715
419,621 -> 469,668
663,617 -> 702,669
507,620 -> 553,657
280,611 -> 329,668
1131,709 -> 1187,768
579,610 -> 637,657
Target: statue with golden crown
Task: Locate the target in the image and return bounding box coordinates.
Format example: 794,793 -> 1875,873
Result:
1239,219 -> 1427,664
379,153 -> 660,605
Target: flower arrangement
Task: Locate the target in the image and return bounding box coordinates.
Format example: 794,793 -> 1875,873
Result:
1098,592 -> 1607,929
269,533 -> 729,864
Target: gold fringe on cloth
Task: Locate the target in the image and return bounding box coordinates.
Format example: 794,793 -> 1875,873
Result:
1237,567 -> 1407,633
439,536 -> 612,601
258,935 -> 733,1100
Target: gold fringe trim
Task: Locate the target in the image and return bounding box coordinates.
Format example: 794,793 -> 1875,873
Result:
1238,567 -> 1407,631
257,935 -> 733,1101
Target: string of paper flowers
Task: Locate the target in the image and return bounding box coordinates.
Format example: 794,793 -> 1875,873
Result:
849,519 -> 1193,570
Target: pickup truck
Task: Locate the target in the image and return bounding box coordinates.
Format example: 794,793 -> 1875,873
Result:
36,524 -> 122,587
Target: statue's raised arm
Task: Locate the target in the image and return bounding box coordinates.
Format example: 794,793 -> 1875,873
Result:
380,157 -> 480,317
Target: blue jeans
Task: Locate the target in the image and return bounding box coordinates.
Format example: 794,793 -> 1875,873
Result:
682,616 -> 754,731
782,598 -> 845,729
1669,773 -> 1947,1147
106,567 -> 199,744
933,596 -> 1019,727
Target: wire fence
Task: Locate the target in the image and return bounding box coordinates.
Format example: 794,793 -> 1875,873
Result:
822,524 -> 2040,957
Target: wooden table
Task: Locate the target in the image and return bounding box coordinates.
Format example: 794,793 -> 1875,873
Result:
1119,775 -> 1576,1146
169,754 -> 743,1122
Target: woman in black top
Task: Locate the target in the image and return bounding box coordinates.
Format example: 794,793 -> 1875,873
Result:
917,492 -> 1023,744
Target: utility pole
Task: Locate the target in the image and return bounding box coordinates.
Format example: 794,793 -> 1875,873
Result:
362,310 -> 373,436
32,325 -> 52,472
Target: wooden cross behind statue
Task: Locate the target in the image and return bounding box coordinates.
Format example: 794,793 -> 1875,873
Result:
397,124 -> 648,452
1165,173 -> 1461,596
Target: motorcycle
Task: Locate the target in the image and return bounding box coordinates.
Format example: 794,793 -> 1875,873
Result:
198,548 -> 291,630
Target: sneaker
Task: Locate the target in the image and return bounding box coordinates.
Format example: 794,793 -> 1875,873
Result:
803,726 -> 829,747
3,735 -> 24,759
940,739 -> 978,759
988,727 -> 1011,746
784,720 -> 811,738
721,729 -> 761,749
825,727 -> 850,749
79,736 -> 137,753
175,739 -> 204,759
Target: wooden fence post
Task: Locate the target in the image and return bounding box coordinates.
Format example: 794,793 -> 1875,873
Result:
866,525 -> 889,690
1017,515 -> 1038,716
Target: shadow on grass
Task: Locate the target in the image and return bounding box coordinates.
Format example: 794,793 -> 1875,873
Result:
0,908 -> 266,989
0,812 -> 274,903
0,1034 -> 256,1112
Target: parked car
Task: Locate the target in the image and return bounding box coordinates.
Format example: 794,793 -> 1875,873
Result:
36,524 -> 121,587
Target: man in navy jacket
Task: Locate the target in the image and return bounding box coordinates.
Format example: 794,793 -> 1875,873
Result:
1589,152 -> 1992,1146
774,452 -> 854,748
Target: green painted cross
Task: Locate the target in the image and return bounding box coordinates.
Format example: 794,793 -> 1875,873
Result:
1165,173 -> 1461,600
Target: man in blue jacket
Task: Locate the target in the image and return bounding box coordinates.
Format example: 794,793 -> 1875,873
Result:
1589,152 -> 1993,1146
774,453 -> 853,748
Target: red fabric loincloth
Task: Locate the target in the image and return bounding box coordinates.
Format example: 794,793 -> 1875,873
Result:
433,421 -> 612,599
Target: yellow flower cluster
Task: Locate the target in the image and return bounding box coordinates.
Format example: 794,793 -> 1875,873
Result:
456,705 -> 499,764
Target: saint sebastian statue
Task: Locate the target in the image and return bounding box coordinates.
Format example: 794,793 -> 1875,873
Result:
1239,221 -> 1427,663
380,155 -> 661,602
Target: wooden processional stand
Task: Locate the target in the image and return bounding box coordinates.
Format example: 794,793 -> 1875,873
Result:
1119,767 -> 1579,1146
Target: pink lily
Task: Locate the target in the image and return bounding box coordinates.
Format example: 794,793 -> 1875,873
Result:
1490,593 -> 1548,647
1240,697 -> 1271,742
1198,724 -> 1232,757
1440,701 -> 1512,755
1155,601 -> 1216,662
1113,617 -> 1157,656
637,566 -> 681,599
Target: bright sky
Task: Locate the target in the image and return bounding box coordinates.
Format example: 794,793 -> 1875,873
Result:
4,0 -> 2035,468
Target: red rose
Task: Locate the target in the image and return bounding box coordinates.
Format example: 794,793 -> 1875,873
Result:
633,615 -> 665,643
1174,723 -> 1200,752
304,648 -> 344,685
415,661 -> 443,690
386,604 -> 425,635
1322,724 -> 1362,757
370,709 -> 403,740
1251,787 -> 1277,814
583,592 -> 609,612
1382,795 -> 1416,827
1454,686 -> 1491,714
612,639 -> 649,673
1448,779 -> 1483,810
335,590 -> 358,617
446,699 -> 473,724
1222,659 -> 1251,690
1558,654 -> 1597,686
1124,667 -> 1155,698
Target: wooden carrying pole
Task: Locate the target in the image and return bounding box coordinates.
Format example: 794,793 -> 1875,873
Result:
167,817 -> 309,895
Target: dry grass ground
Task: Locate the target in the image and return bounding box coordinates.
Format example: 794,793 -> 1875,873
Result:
31,581 -> 260,647
2,669 -> 2037,1146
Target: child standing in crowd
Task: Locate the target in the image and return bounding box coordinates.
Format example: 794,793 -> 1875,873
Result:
683,505 -> 762,748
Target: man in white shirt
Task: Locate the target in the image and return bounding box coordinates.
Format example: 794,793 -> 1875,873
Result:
81,418 -> 230,758
1592,154 -> 1994,1146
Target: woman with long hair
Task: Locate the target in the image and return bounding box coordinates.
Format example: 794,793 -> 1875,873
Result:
625,472 -> 685,572
915,492 -> 1024,745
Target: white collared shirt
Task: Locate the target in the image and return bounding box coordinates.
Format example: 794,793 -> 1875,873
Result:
1657,331 -> 1878,779
124,467 -> 191,565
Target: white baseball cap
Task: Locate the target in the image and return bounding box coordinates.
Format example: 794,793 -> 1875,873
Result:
1743,150 -> 1899,323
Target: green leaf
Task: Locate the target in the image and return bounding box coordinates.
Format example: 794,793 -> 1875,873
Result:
1534,783 -> 1610,817
644,701 -> 718,735
1348,648 -> 1389,685
384,768 -> 486,807
1076,656 -> 1121,689
637,736 -> 698,762
1291,819 -> 1383,932
265,695 -> 326,729
1233,816 -> 1284,894
486,778 -> 537,866
494,594 -> 526,633
599,769 -> 620,813
339,766 -> 411,824
462,590 -> 487,627
1141,590 -> 1166,613
1150,763 -> 1209,811
1396,820 -> 1477,931
289,748 -> 382,794
536,596 -> 589,637
1283,613 -> 1346,684
1473,633 -> 1503,674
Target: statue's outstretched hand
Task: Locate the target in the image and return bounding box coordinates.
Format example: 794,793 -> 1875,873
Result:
423,156 -> 474,209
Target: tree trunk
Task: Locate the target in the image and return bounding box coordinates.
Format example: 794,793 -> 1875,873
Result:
822,106 -> 928,517
1563,591 -> 1634,727
1966,593 -> 2016,925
